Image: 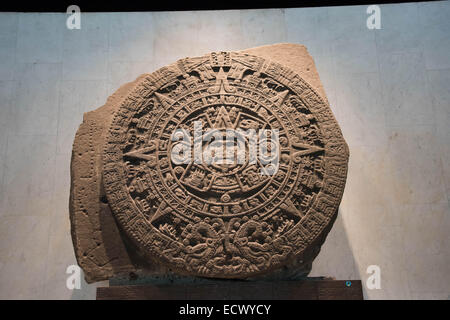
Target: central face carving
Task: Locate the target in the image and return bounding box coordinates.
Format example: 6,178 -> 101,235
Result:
102,52 -> 348,278
169,103 -> 280,214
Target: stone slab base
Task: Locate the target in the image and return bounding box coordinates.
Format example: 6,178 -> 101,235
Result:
96,280 -> 363,300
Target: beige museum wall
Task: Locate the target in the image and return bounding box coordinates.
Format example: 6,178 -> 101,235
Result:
0,2 -> 449,299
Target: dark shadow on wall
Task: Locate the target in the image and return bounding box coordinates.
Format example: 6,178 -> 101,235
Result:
310,208 -> 361,288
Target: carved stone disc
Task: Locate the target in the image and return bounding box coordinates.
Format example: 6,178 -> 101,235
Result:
102,51 -> 349,278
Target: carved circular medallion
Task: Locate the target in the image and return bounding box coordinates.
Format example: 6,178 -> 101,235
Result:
102,52 -> 349,278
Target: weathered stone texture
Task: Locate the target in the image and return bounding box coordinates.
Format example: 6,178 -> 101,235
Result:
70,44 -> 349,282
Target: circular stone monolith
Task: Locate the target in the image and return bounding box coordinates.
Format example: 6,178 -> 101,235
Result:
100,50 -> 349,279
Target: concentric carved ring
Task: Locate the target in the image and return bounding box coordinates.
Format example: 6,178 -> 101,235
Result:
102,51 -> 349,278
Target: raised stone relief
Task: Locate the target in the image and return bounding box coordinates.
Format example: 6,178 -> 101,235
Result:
70,44 -> 349,283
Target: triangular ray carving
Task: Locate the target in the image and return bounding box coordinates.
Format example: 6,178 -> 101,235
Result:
213,106 -> 233,129
149,201 -> 171,224
155,92 -> 176,109
269,90 -> 289,107
124,146 -> 156,161
292,140 -> 324,163
279,198 -> 303,219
